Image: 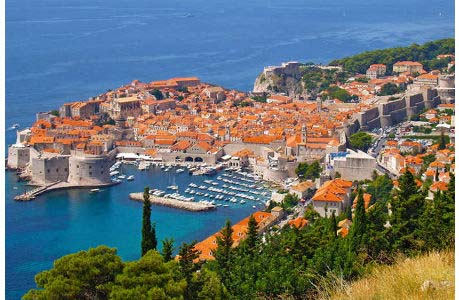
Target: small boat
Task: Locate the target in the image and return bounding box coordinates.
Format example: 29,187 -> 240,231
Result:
176,168 -> 185,173
167,185 -> 179,190
127,175 -> 135,181
223,204 -> 229,207
11,123 -> 19,129
90,188 -> 100,193
118,175 -> 126,179
240,200 -> 246,204
252,205 -> 256,209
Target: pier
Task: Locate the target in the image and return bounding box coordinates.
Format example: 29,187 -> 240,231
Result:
14,181 -> 62,201
129,193 -> 216,212
14,181 -> 119,201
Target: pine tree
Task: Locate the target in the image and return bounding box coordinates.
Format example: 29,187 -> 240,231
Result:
245,215 -> 258,255
141,187 -> 157,256
215,219 -> 233,284
161,238 -> 174,262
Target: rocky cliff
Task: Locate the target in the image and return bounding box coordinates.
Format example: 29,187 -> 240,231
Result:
253,62 -> 306,97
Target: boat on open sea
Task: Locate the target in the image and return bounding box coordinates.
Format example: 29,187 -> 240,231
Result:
90,188 -> 100,193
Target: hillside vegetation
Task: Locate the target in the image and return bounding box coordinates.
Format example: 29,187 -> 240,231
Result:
323,250 -> 454,300
329,38 -> 455,73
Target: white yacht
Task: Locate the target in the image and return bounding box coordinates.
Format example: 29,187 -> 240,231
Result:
127,175 -> 135,181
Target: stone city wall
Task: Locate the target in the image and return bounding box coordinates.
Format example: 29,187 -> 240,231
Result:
68,154 -> 113,185
31,155 -> 70,185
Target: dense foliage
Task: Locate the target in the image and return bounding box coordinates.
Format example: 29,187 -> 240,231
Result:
25,169 -> 454,299
329,38 -> 454,74
301,67 -> 349,96
141,188 -> 157,256
295,160 -> 322,180
378,82 -> 405,96
321,85 -> 358,102
349,132 -> 373,152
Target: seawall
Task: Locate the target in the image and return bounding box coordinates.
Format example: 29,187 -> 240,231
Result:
129,193 -> 216,212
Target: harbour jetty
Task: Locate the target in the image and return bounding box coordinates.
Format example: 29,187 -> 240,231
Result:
129,193 -> 216,212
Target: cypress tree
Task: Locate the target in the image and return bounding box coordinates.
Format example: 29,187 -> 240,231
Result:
161,238 -> 174,262
178,241 -> 200,299
439,131 -> 447,150
215,219 -> 233,284
350,188 -> 366,252
331,211 -> 338,239
245,215 -> 258,254
390,170 -> 426,254
141,187 -> 157,256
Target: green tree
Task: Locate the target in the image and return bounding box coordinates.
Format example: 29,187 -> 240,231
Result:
349,132 -> 373,152
366,174 -> 394,204
245,215 -> 258,255
420,172 -> 455,251
295,160 -> 322,180
178,241 -> 200,299
349,189 -> 367,252
149,89 -> 164,100
23,246 -> 124,300
50,110 -> 60,117
214,220 -> 233,285
141,187 -> 157,256
109,250 -> 186,300
389,170 -> 426,254
161,238 -> 174,262
378,83 -> 402,96
439,131 -> 447,150
191,268 -> 228,300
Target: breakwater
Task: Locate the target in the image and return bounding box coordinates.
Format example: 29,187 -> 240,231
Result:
129,193 -> 216,212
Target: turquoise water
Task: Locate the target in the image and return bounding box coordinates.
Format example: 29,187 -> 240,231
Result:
6,165 -> 267,299
5,0 -> 454,298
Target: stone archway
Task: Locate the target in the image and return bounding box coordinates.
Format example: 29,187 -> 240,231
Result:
185,156 -> 194,162
194,157 -> 203,163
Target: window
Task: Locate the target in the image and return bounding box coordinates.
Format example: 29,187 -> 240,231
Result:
101,171 -> 104,174
89,166 -> 92,169
77,165 -> 79,168
56,168 -> 59,172
89,172 -> 92,175
47,169 -> 50,173
64,168 -> 68,172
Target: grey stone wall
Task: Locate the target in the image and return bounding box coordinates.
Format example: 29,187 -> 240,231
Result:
68,155 -> 113,185
7,147 -> 30,169
333,156 -> 376,181
31,155 -> 69,185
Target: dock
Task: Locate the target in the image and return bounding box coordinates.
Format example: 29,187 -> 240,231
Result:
129,193 -> 216,212
14,181 -> 62,201
14,181 -> 119,201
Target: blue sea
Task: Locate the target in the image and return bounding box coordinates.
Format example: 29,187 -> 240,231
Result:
5,0 -> 454,298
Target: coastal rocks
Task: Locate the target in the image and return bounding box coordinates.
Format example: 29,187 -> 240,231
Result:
129,193 -> 216,212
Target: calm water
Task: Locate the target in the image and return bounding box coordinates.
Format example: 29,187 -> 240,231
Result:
5,0 -> 454,298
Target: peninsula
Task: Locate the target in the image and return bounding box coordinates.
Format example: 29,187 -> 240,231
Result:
7,39 -> 454,212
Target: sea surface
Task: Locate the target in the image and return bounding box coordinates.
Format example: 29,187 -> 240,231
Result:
5,0 -> 454,298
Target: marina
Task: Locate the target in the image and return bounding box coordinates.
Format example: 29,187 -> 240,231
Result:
100,159 -> 273,211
